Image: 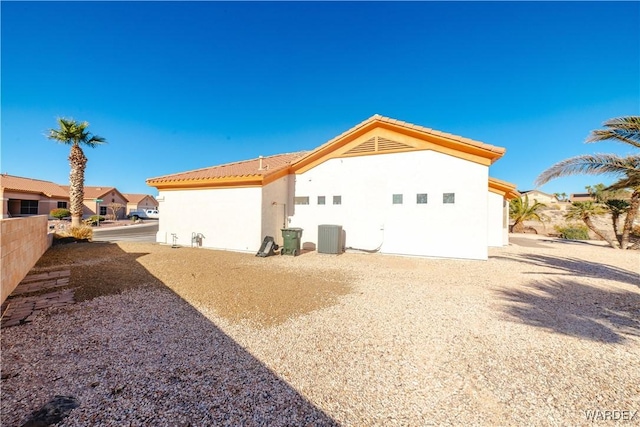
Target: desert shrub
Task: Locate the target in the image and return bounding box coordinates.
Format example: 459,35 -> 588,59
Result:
554,224 -> 590,240
50,208 -> 71,220
631,225 -> 640,238
68,225 -> 93,240
84,215 -> 105,226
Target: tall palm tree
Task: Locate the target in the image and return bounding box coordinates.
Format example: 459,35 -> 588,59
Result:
564,202 -> 617,248
509,195 -> 546,232
48,118 -> 106,227
536,116 -> 640,249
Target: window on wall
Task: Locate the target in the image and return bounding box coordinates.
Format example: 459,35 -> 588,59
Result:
294,196 -> 309,205
100,206 -> 108,215
392,194 -> 403,204
317,196 -> 325,205
443,193 -> 455,204
416,194 -> 428,204
57,201 -> 68,209
333,195 -> 342,205
20,200 -> 38,215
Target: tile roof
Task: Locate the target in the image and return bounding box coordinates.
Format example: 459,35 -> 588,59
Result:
122,194 -> 157,204
60,186 -> 118,199
147,152 -> 309,184
291,114 -> 506,168
147,115 -> 507,188
0,174 -> 69,198
488,177 -> 520,199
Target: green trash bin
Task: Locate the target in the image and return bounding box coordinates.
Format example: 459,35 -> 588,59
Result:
281,227 -> 303,256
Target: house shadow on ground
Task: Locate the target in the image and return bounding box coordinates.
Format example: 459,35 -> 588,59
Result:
496,278 -> 640,344
1,242 -> 339,426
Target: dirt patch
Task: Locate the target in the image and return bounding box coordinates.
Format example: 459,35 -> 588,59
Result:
30,242 -> 352,327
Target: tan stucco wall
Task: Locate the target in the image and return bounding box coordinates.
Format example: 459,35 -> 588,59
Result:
1,189 -> 68,218
127,196 -> 158,215
83,192 -> 129,219
1,215 -> 52,304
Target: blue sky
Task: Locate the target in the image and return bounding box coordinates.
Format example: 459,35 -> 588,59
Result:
2,1 -> 639,196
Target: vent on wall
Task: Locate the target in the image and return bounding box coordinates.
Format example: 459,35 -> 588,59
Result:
343,136 -> 413,156
344,137 -> 375,155
377,137 -> 411,151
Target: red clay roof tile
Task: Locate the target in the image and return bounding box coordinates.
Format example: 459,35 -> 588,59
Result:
0,174 -> 69,198
147,152 -> 308,184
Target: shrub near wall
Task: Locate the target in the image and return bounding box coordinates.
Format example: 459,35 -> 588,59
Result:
1,216 -> 52,304
554,224 -> 590,240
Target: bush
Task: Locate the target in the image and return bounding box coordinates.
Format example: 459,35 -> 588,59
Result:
554,224 -> 590,240
50,208 -> 70,220
631,225 -> 640,238
84,215 -> 106,226
68,225 -> 93,240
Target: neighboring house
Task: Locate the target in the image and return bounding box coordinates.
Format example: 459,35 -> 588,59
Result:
147,115 -> 519,260
519,190 -> 559,205
122,194 -> 159,215
570,191 -> 632,203
0,174 -> 70,218
569,193 -> 594,203
62,186 -> 129,219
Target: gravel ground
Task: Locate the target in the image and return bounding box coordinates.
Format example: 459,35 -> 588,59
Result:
1,236 -> 639,426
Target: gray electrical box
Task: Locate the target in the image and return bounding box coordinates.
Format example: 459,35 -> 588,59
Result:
318,224 -> 343,254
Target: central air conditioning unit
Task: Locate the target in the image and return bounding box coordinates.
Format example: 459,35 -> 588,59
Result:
318,224 -> 343,254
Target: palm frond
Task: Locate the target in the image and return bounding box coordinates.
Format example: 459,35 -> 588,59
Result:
586,116 -> 640,148
47,117 -> 107,147
536,154 -> 639,186
606,172 -> 640,191
564,201 -> 607,220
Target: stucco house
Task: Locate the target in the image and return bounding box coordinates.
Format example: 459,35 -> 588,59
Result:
123,194 -> 159,215
519,190 -> 560,206
0,174 -> 70,218
147,115 -> 519,260
62,186 -> 129,219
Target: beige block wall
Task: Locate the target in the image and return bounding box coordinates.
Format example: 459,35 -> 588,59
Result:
1,215 -> 52,304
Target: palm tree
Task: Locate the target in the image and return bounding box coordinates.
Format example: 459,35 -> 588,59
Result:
48,118 -> 106,227
605,199 -> 631,240
585,183 -> 631,243
509,195 -> 546,232
564,202 -> 618,248
536,116 -> 640,249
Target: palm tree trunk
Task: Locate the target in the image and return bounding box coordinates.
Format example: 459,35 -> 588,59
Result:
68,145 -> 87,227
583,215 -> 619,249
620,190 -> 640,250
611,212 -> 621,247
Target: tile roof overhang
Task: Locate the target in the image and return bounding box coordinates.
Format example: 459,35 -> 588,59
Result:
489,177 -> 520,200
290,115 -> 506,174
146,115 -> 508,191
0,174 -> 69,199
146,152 -> 308,190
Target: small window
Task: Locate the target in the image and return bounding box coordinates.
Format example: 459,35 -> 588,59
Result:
57,201 -> 68,209
443,193 -> 455,204
317,196 -> 325,205
99,206 -> 108,215
416,194 -> 428,204
392,194 -> 403,204
333,196 -> 342,205
294,196 -> 309,205
20,200 -> 38,215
